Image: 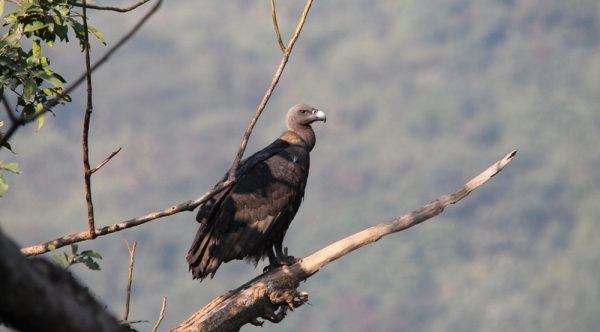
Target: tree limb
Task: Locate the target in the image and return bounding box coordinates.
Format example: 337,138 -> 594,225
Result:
170,150 -> 517,332
270,0 -> 286,53
81,0 -> 97,237
123,240 -> 138,321
20,179 -> 235,256
91,147 -> 122,174
71,0 -> 152,12
0,228 -> 128,332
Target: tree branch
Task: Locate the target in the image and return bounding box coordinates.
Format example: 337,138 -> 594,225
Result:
20,179 -> 235,256
123,240 -> 138,321
227,0 -> 314,181
170,150 -> 517,332
71,0 -> 152,12
152,297 -> 168,332
270,0 -> 286,53
0,0 -> 163,150
90,147 -> 122,174
81,0 -> 97,236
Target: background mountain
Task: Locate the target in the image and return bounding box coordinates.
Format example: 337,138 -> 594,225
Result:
1,0 -> 599,331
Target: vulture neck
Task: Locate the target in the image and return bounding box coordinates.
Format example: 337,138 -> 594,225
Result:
283,125 -> 316,151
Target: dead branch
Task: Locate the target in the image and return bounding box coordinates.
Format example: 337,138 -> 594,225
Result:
170,150 -> 517,332
91,147 -> 122,174
20,179 -> 234,256
0,228 -> 128,331
152,297 -> 168,332
270,0 -> 286,52
123,240 -> 138,321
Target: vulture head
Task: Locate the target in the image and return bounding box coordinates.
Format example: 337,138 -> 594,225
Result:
286,103 -> 326,130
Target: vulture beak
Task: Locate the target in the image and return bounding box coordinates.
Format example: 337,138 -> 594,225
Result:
312,109 -> 327,123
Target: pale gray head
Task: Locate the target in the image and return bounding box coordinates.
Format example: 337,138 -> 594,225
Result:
286,103 -> 326,131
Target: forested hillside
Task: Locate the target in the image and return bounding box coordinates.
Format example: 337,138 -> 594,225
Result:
1,0 -> 599,331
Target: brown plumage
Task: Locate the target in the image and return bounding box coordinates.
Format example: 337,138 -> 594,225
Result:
187,104 -> 326,280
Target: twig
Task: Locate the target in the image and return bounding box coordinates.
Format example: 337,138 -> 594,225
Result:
152,297 -> 168,332
123,240 -> 138,321
170,150 -> 518,331
71,0 -> 151,12
0,0 -> 163,150
90,147 -> 122,174
81,0 -> 96,236
20,179 -> 234,256
227,0 -> 314,181
270,0 -> 286,53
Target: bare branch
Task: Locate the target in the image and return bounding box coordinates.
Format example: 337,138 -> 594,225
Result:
81,0 -> 97,236
170,150 -> 517,331
270,0 -> 286,53
152,297 -> 168,332
123,240 -> 138,321
0,0 -> 163,150
227,0 -> 314,181
71,0 -> 151,12
90,147 -> 122,174
20,179 -> 234,256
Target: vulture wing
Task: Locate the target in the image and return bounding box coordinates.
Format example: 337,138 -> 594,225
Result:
187,137 -> 309,280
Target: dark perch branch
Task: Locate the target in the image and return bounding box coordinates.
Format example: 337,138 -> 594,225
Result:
71,0 -> 151,12
0,228 -> 128,331
170,151 -> 517,332
20,179 -> 235,256
227,0 -> 314,181
0,0 -> 163,150
81,0 -> 96,236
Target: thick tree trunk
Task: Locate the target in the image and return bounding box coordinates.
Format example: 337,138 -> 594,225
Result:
0,228 -> 127,332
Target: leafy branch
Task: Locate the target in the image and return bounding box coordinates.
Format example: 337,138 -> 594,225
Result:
50,243 -> 102,270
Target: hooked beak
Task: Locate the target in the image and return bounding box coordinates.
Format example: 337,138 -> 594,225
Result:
312,109 -> 327,123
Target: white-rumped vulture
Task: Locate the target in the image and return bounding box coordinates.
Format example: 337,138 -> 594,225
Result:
187,104 -> 326,280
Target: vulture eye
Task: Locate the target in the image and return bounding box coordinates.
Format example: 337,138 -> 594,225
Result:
300,110 -> 307,114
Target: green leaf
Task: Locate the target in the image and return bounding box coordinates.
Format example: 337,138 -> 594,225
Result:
32,40 -> 42,60
0,0 -> 5,18
24,21 -> 48,33
23,77 -> 36,100
37,113 -> 45,129
88,25 -> 107,45
80,250 -> 103,259
82,257 -> 101,271
0,162 -> 20,174
0,175 -> 8,197
71,244 -> 79,255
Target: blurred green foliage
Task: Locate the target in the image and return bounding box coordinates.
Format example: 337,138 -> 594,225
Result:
0,0 -> 599,331
51,243 -> 102,270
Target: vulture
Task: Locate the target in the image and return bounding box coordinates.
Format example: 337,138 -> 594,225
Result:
187,104 -> 326,280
